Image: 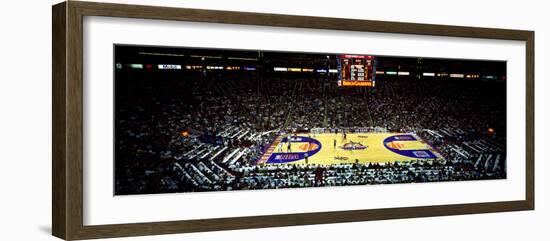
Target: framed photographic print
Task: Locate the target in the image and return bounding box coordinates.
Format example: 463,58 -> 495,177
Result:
52,1 -> 534,240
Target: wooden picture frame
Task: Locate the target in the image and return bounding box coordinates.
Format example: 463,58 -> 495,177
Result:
52,1 -> 534,240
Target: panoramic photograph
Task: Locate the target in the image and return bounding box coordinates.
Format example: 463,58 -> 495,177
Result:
114,45 -> 507,195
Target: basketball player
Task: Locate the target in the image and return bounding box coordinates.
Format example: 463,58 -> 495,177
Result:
287,141 -> 292,153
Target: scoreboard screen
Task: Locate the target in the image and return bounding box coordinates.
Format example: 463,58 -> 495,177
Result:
337,55 -> 375,87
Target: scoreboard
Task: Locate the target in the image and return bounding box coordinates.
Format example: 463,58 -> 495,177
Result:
337,55 -> 375,87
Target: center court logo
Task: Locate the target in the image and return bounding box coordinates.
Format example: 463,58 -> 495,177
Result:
340,141 -> 368,150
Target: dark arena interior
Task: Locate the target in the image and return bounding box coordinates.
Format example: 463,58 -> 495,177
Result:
114,45 -> 507,195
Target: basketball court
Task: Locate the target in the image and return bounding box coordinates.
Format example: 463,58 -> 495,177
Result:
257,133 -> 443,165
